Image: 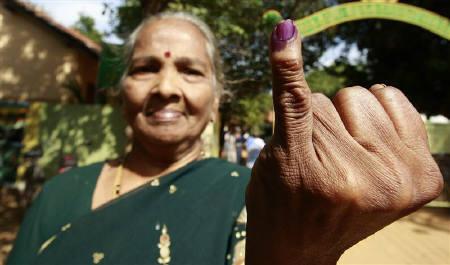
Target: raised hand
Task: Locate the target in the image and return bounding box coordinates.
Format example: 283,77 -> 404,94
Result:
245,19 -> 443,265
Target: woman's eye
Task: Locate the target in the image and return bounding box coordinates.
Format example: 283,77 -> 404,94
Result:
183,68 -> 203,76
130,65 -> 159,76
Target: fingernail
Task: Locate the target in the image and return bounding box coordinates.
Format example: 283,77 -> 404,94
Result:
275,19 -> 295,41
271,19 -> 297,51
370,84 -> 387,90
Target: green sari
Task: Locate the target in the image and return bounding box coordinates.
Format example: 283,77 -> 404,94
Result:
7,158 -> 250,265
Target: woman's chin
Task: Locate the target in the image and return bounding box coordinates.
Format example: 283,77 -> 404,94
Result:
134,127 -> 194,147
131,117 -> 206,148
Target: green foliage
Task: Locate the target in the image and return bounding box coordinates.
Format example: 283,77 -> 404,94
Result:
306,70 -> 344,97
233,93 -> 273,135
107,0 -> 143,39
96,44 -> 126,92
307,59 -> 369,97
72,13 -> 103,43
262,9 -> 283,29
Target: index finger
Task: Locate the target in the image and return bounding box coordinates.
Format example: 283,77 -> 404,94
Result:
270,20 -> 313,151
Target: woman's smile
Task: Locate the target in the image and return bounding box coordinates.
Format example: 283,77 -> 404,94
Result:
145,108 -> 184,123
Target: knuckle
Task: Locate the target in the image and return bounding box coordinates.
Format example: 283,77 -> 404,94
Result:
371,85 -> 405,101
311,93 -> 330,104
276,95 -> 311,122
333,86 -> 367,104
331,187 -> 363,206
311,169 -> 365,205
421,161 -> 444,199
311,93 -> 334,117
342,85 -> 366,93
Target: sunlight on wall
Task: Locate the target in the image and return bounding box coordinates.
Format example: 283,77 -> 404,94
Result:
0,4 -> 98,102
0,67 -> 20,85
37,50 -> 48,60
55,61 -> 73,83
19,91 -> 30,101
21,40 -> 36,60
63,61 -> 72,73
0,34 -> 10,49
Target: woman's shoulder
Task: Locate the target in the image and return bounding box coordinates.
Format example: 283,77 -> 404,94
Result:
20,162 -> 105,245
206,157 -> 251,169
42,162 -> 104,195
178,158 -> 249,217
36,162 -> 104,219
201,157 -> 251,178
189,158 -> 251,196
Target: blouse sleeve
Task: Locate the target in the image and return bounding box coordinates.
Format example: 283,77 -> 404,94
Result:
6,191 -> 46,265
226,207 -> 247,265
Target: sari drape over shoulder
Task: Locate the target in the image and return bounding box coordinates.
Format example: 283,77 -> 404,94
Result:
7,158 -> 250,265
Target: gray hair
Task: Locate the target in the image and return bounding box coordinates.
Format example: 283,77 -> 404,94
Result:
120,12 -> 224,98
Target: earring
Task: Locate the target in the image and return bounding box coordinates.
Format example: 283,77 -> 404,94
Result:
125,125 -> 133,154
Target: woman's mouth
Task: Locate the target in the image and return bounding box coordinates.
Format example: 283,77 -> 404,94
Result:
145,109 -> 183,122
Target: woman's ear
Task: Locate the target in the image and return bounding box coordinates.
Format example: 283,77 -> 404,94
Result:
211,97 -> 220,122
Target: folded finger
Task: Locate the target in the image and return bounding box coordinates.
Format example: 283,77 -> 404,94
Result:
333,86 -> 400,152
369,84 -> 429,152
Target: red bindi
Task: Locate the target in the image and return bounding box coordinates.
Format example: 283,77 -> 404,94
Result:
164,51 -> 171,58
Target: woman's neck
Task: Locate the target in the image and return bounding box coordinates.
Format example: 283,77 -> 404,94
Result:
124,139 -> 203,179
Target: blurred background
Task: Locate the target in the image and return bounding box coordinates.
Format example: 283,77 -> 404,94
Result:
0,0 -> 449,264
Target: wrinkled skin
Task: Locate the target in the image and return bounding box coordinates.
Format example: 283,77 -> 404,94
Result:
245,23 -> 443,265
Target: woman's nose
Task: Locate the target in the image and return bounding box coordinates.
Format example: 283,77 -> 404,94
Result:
153,69 -> 182,99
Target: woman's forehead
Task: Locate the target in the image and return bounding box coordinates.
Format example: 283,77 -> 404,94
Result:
133,18 -> 209,60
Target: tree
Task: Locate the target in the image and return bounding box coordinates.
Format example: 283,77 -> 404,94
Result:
232,93 -> 273,135
72,13 -> 103,44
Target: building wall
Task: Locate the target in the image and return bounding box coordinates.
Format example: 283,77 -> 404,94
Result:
0,4 -> 98,102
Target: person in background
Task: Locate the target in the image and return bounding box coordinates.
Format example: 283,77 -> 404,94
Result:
221,125 -> 238,163
233,126 -> 244,165
245,133 -> 265,168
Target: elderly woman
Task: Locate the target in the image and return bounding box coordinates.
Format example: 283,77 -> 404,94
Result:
7,12 -> 442,265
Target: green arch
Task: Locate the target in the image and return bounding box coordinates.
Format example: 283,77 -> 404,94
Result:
294,2 -> 450,40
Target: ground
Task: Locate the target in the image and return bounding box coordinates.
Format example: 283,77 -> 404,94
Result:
340,208 -> 450,264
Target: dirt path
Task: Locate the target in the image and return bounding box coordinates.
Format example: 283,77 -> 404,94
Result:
340,208 -> 450,264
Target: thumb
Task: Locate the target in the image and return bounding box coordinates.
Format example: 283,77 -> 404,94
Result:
270,19 -> 313,150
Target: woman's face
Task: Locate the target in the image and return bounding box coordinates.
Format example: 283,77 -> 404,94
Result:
122,18 -> 217,147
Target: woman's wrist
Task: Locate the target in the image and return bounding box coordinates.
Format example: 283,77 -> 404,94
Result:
245,251 -> 340,265
245,230 -> 342,265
